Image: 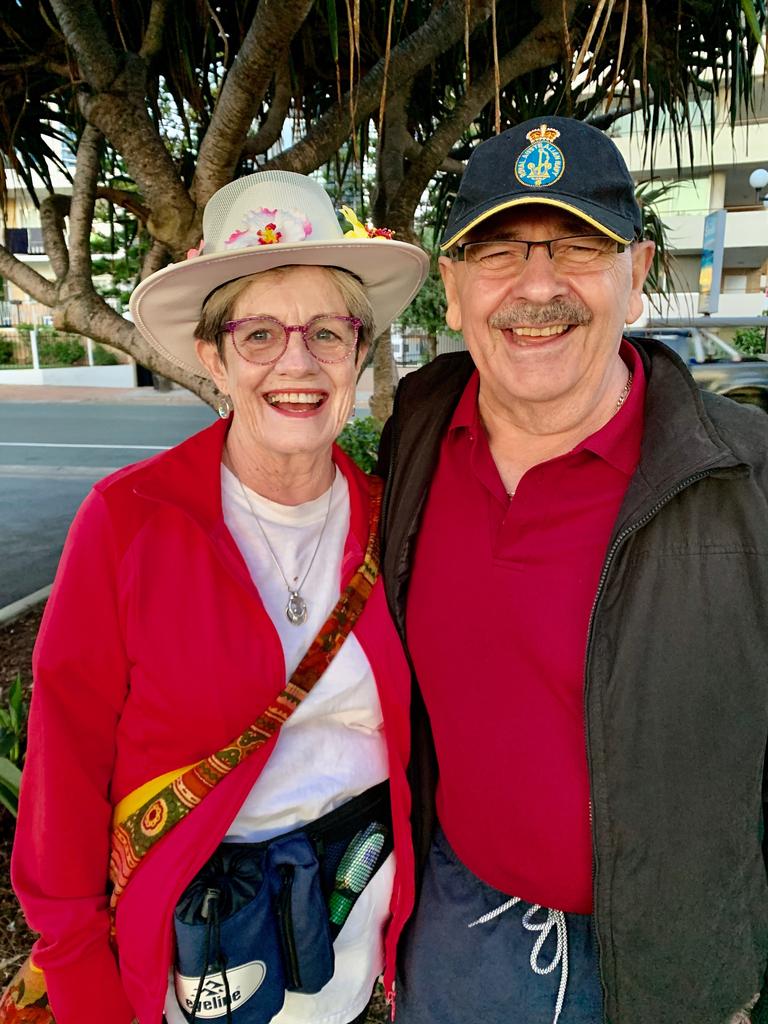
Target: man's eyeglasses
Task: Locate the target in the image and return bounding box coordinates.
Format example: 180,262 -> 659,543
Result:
452,235 -> 626,276
222,314 -> 362,365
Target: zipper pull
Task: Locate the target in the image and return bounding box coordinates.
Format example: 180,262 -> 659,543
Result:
200,887 -> 220,921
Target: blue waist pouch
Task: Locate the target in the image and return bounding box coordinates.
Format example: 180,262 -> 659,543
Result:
173,782 -> 392,1024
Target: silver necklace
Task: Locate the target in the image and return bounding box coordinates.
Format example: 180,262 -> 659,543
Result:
505,370 -> 634,499
235,472 -> 334,626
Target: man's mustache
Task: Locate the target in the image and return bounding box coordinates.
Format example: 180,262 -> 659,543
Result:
489,301 -> 592,328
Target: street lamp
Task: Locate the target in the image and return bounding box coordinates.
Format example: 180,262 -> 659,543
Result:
749,168 -> 768,206
748,170 -> 768,352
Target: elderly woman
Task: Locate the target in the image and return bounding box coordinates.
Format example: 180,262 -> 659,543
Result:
8,172 -> 428,1024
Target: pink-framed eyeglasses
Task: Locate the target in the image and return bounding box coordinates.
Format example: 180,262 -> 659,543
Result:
222,314 -> 362,365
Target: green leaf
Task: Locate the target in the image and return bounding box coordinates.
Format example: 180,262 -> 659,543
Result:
740,0 -> 764,44
0,783 -> 19,817
326,0 -> 339,62
0,756 -> 22,789
0,758 -> 21,816
0,733 -> 16,759
8,675 -> 22,732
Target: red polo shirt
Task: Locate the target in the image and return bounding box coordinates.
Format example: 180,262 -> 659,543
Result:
406,342 -> 645,914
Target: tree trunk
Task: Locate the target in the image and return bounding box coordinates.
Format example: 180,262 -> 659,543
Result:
369,327 -> 398,423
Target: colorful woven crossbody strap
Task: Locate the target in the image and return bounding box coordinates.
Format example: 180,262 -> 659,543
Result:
108,474 -> 382,908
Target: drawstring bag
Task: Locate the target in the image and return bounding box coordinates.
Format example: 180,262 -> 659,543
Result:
173,845 -> 287,1024
173,782 -> 392,1024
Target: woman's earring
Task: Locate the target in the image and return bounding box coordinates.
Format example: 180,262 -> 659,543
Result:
217,395 -> 232,419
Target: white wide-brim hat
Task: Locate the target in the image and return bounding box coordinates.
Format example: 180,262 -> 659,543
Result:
130,170 -> 430,375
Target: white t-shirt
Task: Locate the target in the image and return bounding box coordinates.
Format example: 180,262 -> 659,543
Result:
164,466 -> 392,1024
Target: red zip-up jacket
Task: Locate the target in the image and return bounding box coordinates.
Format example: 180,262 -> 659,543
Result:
12,417 -> 413,1024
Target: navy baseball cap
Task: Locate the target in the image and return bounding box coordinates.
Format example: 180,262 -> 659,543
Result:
441,116 -> 642,250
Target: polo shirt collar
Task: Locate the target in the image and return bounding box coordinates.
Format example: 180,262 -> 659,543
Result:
574,340 -> 645,476
448,338 -> 645,478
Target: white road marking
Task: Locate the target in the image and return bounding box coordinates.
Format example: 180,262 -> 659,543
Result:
0,442 -> 169,450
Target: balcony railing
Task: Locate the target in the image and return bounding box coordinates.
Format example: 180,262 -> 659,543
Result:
4,227 -> 46,255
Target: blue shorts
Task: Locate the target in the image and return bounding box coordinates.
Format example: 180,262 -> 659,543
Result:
395,827 -> 604,1024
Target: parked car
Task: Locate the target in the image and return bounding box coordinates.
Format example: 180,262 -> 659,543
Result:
627,324 -> 768,413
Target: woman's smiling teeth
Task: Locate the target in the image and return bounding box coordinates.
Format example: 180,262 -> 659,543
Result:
265,390 -> 327,410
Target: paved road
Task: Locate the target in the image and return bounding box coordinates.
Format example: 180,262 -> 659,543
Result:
0,402 -> 216,606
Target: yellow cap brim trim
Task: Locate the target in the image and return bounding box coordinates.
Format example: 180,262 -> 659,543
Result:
440,195 -> 634,251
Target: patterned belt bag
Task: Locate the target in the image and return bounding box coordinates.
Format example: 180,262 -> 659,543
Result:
173,781 -> 393,1024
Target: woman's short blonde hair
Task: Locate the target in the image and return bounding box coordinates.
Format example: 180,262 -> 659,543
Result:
195,266 -> 375,359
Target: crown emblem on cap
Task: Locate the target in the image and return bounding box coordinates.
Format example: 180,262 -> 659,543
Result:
525,123 -> 560,145
514,122 -> 565,189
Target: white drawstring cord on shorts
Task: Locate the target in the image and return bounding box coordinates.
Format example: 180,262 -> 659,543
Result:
468,897 -> 569,1024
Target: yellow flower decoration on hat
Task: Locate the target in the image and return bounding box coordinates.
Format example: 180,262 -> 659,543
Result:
341,206 -> 394,239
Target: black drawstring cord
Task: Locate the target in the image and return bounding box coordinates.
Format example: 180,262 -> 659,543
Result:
213,902 -> 234,1024
189,916 -> 212,1023
190,888 -> 221,1023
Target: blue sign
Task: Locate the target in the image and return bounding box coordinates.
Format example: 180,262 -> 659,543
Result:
698,210 -> 727,314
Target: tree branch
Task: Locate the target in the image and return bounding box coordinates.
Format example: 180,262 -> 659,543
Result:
54,291 -> 137,351
241,58 -> 293,160
265,0 -> 494,175
193,0 -> 315,204
0,246 -> 58,306
78,59 -> 199,256
586,101 -> 644,130
47,0 -> 119,91
404,139 -> 465,176
389,0 -> 579,227
95,187 -> 150,223
139,0 -> 170,60
67,124 -> 102,282
140,239 -> 171,280
38,194 -> 71,280
47,0 -> 198,256
373,85 -> 412,227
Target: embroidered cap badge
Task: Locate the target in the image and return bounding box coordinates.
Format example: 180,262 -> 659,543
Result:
514,123 -> 565,189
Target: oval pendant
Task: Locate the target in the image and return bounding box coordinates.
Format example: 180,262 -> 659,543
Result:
286,591 -> 308,625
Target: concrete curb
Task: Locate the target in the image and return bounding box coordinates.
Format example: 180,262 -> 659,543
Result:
0,585 -> 52,627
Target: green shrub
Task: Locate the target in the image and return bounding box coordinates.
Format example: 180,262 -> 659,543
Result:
337,417 -> 383,474
38,337 -> 86,366
0,339 -> 15,364
92,343 -> 119,365
0,675 -> 28,818
733,324 -> 767,357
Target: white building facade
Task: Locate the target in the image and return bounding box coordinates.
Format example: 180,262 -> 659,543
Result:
609,88 -> 768,323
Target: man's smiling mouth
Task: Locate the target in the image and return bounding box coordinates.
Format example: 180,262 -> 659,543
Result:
509,324 -> 571,338
489,300 -> 592,345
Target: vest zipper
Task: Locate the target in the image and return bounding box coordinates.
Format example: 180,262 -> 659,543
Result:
584,469 -> 713,1014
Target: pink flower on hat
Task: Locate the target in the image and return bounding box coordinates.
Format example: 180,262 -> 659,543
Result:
224,207 -> 313,249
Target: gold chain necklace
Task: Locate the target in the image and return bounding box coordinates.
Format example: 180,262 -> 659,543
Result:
615,369 -> 633,411
506,369 -> 634,499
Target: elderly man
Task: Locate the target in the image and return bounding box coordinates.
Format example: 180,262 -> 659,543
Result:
378,117 -> 768,1024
